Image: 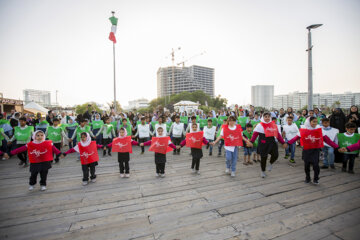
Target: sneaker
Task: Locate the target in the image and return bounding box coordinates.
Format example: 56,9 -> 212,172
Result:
1,157 -> 6,161
40,186 -> 47,191
23,163 -> 28,168
160,173 -> 165,178
108,152 -> 112,156
141,152 -> 144,155
261,171 -> 266,178
209,152 -> 212,156
348,170 -> 355,174
231,172 -> 236,177
253,159 -> 257,163
29,185 -> 34,191
18,161 -> 24,166
289,159 -> 296,163
120,174 -> 125,178
225,168 -> 230,174
321,165 -> 329,169
313,180 -> 319,185
82,181 -> 88,186
192,168 -> 196,173
284,155 -> 289,159
196,170 -> 200,175
330,164 -> 335,169
342,168 -> 347,172
173,151 -> 176,155
248,161 -> 253,165
305,179 -> 311,184
91,178 -> 96,183
267,164 -> 273,172
217,152 -> 221,157
243,162 -> 248,165
125,174 -> 130,178
155,173 -> 159,177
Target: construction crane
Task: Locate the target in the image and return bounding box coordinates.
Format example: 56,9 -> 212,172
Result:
170,47 -> 181,96
177,51 -> 206,67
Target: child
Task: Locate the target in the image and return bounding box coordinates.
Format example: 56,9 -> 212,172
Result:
65,118 -> 78,149
91,113 -> 104,145
0,127 -> 10,158
282,116 -> 299,163
185,116 -> 200,133
337,122 -> 360,174
35,117 -> 49,133
10,130 -> 63,191
140,127 -> 176,177
242,123 -> 255,165
203,119 -> 216,156
119,118 -> 132,137
179,123 -> 209,174
169,116 -> 185,155
95,117 -> 116,157
45,118 -> 70,163
8,117 -> 34,167
134,117 -> 151,154
287,117 -> 339,184
65,132 -> 103,185
321,118 -> 339,169
108,128 -> 139,178
154,116 -> 167,137
71,119 -> 96,142
248,113 -> 287,178
212,116 -> 249,177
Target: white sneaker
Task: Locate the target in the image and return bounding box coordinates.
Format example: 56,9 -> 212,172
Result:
268,164 -> 273,172
261,171 -> 267,178
192,168 -> 196,173
225,168 -> 230,174
91,179 -> 96,183
40,186 -> 47,191
160,173 -> 165,178
125,174 -> 130,178
2,157 -> 6,161
29,185 -> 34,191
82,181 -> 88,186
196,170 -> 200,175
155,173 -> 159,177
231,172 -> 236,177
120,174 -> 125,178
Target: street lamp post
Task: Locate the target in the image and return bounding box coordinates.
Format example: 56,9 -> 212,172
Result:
306,24 -> 322,111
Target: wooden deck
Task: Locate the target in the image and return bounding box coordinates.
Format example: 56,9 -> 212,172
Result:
0,145 -> 359,240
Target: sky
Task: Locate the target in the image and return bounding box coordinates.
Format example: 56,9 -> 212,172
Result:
0,0 -> 359,108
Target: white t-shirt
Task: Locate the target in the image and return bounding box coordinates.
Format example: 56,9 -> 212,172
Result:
171,122 -> 184,137
322,127 -> 339,147
204,126 -> 216,140
282,123 -> 299,141
220,125 -> 237,152
138,124 -> 151,138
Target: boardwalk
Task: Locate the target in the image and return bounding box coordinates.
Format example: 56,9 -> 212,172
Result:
0,145 -> 359,240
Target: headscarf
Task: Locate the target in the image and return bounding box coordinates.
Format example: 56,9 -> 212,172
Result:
73,132 -> 91,153
32,130 -> 46,144
118,128 -> 128,138
304,117 -> 321,130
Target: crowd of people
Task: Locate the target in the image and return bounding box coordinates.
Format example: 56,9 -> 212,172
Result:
0,104 -> 359,191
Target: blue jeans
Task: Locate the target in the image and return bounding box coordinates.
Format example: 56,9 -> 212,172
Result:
218,139 -> 224,154
285,141 -> 296,159
92,129 -> 102,145
206,139 -> 214,153
322,146 -> 334,166
225,147 -> 238,172
244,147 -> 252,156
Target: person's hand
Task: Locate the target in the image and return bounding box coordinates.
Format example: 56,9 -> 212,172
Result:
247,142 -> 253,148
7,142 -> 12,145
60,154 -> 65,159
339,147 -> 347,153
3,153 -> 9,159
210,142 -> 215,146
68,139 -> 73,142
140,143 -> 144,147
176,145 -> 181,149
282,143 -> 288,149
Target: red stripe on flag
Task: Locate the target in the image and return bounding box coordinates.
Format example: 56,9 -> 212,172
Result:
109,32 -> 116,43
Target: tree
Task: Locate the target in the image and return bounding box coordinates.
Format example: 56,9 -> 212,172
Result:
75,102 -> 102,115
107,101 -> 123,113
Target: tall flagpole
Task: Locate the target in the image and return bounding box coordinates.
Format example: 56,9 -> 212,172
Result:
112,11 -> 117,113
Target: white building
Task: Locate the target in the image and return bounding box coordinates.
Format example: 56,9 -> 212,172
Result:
251,85 -> 274,109
23,89 -> 51,108
125,98 -> 149,110
273,91 -> 360,110
173,101 -> 200,113
157,65 -> 214,98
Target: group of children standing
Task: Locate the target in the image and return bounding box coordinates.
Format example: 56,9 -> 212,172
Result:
1,111 -> 359,192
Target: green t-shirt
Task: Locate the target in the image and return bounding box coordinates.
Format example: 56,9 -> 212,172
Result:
238,117 -> 248,128
218,116 -> 228,126
243,130 -> 258,148
76,126 -> 91,142
180,116 -> 188,124
47,126 -> 63,142
199,119 -> 208,128
14,126 -> 34,141
91,120 -> 104,130
338,133 -> 360,154
120,124 -> 132,136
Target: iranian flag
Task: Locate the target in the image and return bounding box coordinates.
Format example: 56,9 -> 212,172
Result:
109,13 -> 118,43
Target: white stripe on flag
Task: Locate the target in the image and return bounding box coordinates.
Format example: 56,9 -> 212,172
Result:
111,25 -> 117,34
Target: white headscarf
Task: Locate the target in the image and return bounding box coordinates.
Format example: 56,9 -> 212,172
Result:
118,128 -> 128,138
32,130 -> 46,144
74,132 -> 91,153
304,117 -> 321,130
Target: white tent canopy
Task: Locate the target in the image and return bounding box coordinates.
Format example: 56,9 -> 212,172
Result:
24,102 -> 49,115
174,101 -> 200,113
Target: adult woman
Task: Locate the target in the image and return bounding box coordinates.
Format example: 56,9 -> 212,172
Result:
346,105 -> 360,132
330,108 -> 346,163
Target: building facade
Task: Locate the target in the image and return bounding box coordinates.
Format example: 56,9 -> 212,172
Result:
125,98 -> 149,110
273,91 -> 360,110
23,89 -> 51,108
157,65 -> 214,98
251,85 -> 274,109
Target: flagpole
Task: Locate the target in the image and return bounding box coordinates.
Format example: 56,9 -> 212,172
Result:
111,11 -> 117,114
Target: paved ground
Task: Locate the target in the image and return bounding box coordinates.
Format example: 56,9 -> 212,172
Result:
0,144 -> 359,240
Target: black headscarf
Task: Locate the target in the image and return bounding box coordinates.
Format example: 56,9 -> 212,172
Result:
330,108 -> 346,133
346,105 -> 360,129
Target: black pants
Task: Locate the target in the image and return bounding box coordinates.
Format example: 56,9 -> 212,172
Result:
304,158 -> 320,181
260,147 -> 278,172
16,144 -> 27,164
156,162 -> 165,174
139,137 -> 149,153
82,164 -> 96,181
172,137 -> 182,153
29,170 -> 48,186
191,157 -> 200,170
119,160 -> 129,174
53,143 -> 61,162
343,154 -> 356,171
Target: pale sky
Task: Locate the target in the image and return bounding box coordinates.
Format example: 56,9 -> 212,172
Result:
0,0 -> 359,108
